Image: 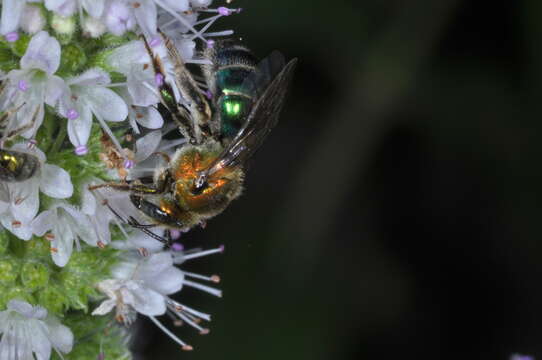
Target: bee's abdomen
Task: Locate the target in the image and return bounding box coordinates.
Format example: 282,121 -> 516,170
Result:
204,41 -> 259,139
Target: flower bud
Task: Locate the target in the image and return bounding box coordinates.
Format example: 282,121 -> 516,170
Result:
20,5 -> 46,34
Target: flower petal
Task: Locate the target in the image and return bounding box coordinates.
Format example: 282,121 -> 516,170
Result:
0,0 -> 25,34
21,31 -> 61,74
130,286 -> 166,316
51,220 -> 74,267
81,87 -> 128,122
91,299 -> 116,316
135,130 -> 162,162
31,209 -> 55,236
40,164 -> 73,199
148,266 -> 184,295
45,75 -> 67,106
131,0 -> 157,37
9,177 -> 40,222
44,317 -> 74,354
1,213 -> 33,240
68,68 -> 110,87
82,0 -> 105,18
134,106 -> 163,129
45,0 -> 77,16
67,104 -> 93,146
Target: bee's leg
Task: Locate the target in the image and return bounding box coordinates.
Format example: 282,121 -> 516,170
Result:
102,198 -> 170,246
130,195 -> 184,229
89,180 -> 167,195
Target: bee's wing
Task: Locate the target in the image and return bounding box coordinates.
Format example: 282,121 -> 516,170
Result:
205,57 -> 298,175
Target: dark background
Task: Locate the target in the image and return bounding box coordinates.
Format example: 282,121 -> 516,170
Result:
135,1 -> 542,359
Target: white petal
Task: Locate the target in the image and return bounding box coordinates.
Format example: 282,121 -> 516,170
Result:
9,177 -> 40,222
45,75 -> 67,106
7,299 -> 34,315
135,106 -> 163,129
131,0 -> 157,37
1,213 -> 33,240
91,299 -> 116,315
40,164 -> 73,199
135,130 -> 161,162
105,40 -> 148,75
0,0 -> 25,34
81,87 -> 128,122
27,320 -> 53,360
68,68 -> 110,87
83,0 -> 105,18
21,31 -> 61,74
148,266 -> 184,295
51,221 -> 74,267
162,0 -> 189,12
81,185 -> 96,215
45,0 -> 77,16
59,205 -> 98,247
31,209 -> 55,236
44,317 -> 74,354
130,287 -> 166,316
67,104 -> 92,146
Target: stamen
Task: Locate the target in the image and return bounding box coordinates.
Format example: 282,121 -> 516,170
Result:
169,302 -> 211,322
148,316 -> 192,350
18,80 -> 29,92
181,246 -> 225,261
183,271 -> 221,283
155,73 -> 165,86
183,280 -> 222,298
123,159 -> 135,169
97,241 -> 106,249
11,220 -> 21,228
5,32 -> 19,42
171,243 -> 184,252
74,145 -> 88,156
66,109 -> 79,120
45,233 -> 55,241
27,139 -> 38,149
51,247 -> 58,253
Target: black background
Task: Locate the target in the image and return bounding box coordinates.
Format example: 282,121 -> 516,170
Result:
135,1 -> 542,359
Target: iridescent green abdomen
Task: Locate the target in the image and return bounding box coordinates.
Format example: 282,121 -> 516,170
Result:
204,41 -> 259,141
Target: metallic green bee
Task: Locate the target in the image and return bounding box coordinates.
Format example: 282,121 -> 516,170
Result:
91,34 -> 297,244
0,83 -> 40,183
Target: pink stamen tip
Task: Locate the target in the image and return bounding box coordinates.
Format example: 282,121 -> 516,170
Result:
123,159 -> 134,169
149,37 -> 161,47
5,32 -> 19,42
200,328 -> 210,335
155,73 -> 164,86
218,7 -> 231,16
219,244 -> 225,252
206,39 -> 215,48
182,345 -> 193,351
27,139 -> 37,149
170,229 -> 181,240
18,80 -> 28,92
75,145 -> 88,156
67,108 -> 79,120
11,220 -> 21,228
172,242 -> 184,252
205,90 -> 213,100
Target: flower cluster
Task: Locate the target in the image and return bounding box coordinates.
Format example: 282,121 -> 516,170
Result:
0,0 -> 240,358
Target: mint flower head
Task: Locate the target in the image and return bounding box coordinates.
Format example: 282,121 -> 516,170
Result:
0,0 -> 243,358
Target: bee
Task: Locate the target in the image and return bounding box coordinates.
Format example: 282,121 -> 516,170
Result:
0,81 -> 41,183
90,34 -> 297,245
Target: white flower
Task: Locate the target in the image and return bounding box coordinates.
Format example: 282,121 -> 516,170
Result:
0,1 -> 42,37
81,183 -> 117,248
0,143 -> 73,240
0,299 -> 73,360
19,4 -> 46,34
81,15 -> 107,38
105,40 -> 162,107
45,0 -> 105,18
59,68 -> 128,151
93,252 -> 184,320
32,202 -> 99,267
3,31 -> 65,140
102,0 -> 136,36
